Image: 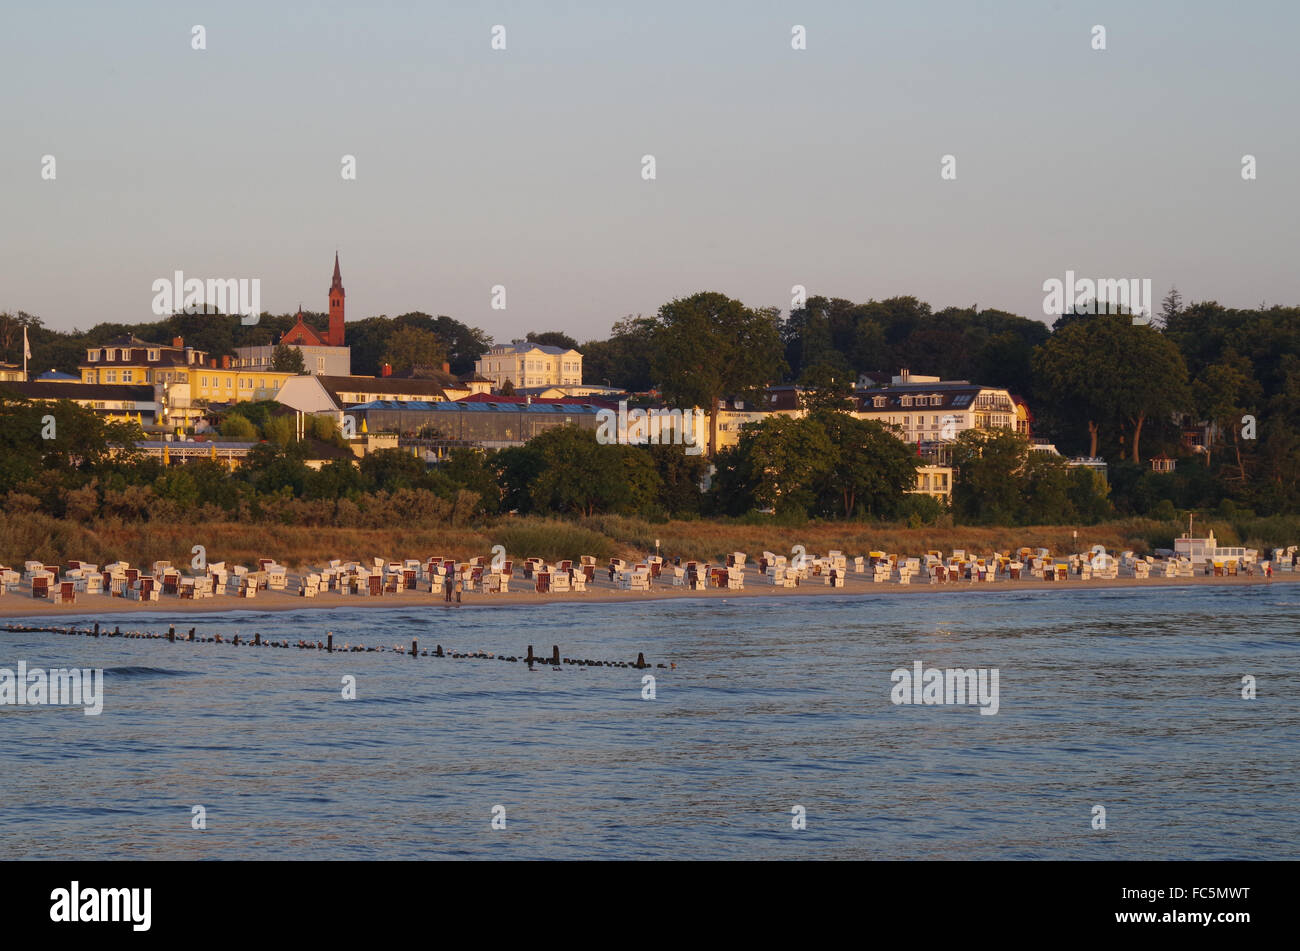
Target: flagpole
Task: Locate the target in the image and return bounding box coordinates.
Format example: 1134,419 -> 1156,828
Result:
23,326 -> 29,380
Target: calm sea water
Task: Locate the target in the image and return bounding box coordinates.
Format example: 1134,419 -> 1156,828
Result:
2,585 -> 1297,860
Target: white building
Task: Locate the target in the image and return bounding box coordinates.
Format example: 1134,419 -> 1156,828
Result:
475,340 -> 582,390
234,343 -> 351,377
853,371 -> 1020,443
1174,529 -> 1248,566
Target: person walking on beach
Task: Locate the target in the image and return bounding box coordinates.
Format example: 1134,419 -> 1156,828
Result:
444,579 -> 453,604
455,577 -> 463,605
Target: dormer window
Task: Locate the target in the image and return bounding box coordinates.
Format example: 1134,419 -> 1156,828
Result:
87,350 -> 98,362
873,396 -> 886,408
147,349 -> 159,362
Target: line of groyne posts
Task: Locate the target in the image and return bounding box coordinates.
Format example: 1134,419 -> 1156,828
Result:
3,621 -> 668,670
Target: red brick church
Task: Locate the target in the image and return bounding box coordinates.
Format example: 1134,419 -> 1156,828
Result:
282,253 -> 347,347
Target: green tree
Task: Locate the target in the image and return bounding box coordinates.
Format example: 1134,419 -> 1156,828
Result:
581,316 -> 656,391
618,445 -> 664,515
305,459 -> 366,500
262,415 -> 295,447
1033,314 -> 1191,462
812,411 -> 917,517
526,331 -> 579,352
492,443 -> 543,513
381,325 -> 447,376
735,415 -> 834,516
220,413 -> 258,440
272,344 -> 306,374
528,427 -> 629,516
360,448 -> 428,492
649,443 -> 707,515
950,429 -> 1029,524
1022,452 -> 1074,523
1066,467 -> 1112,524
649,292 -> 787,456
439,449 -> 499,515
1193,350 -> 1261,479
798,362 -> 855,412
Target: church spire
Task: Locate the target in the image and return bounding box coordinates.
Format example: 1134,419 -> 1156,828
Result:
327,252 -> 346,346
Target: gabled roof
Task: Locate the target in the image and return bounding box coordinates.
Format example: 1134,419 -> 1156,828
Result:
83,338 -> 194,367
393,365 -> 462,387
488,341 -> 579,356
98,335 -> 157,349
281,312 -> 328,347
316,375 -> 452,403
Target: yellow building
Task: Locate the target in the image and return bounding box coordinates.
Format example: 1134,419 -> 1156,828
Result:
189,365 -> 294,403
80,334 -> 293,405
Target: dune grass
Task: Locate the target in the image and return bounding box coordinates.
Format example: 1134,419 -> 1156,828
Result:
4,510 -> 1297,571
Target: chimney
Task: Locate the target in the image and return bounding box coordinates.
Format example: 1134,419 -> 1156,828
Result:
172,336 -> 184,348
441,361 -> 450,375
381,363 -> 392,377
900,368 -> 910,383
221,355 -> 231,369
209,358 -> 217,368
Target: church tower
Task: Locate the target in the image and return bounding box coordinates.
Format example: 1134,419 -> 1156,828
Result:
328,252 -> 345,346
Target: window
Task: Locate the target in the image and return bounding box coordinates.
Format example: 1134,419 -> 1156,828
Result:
106,370 -> 117,383
148,350 -> 159,361
873,396 -> 886,408
901,396 -> 912,407
202,376 -> 209,387
258,378 -> 265,389
121,370 -> 132,382
87,351 -> 98,362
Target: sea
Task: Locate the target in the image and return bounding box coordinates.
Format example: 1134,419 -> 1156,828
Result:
2,585 -> 1297,860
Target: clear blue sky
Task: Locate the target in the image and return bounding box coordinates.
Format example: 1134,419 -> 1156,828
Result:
2,0 -> 1297,340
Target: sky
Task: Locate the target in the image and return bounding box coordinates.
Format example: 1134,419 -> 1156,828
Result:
2,0 -> 1297,342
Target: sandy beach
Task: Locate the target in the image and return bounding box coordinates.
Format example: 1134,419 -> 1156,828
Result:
1,569 -> 1294,620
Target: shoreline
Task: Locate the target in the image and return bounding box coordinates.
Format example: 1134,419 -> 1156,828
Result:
1,571 -> 1294,620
